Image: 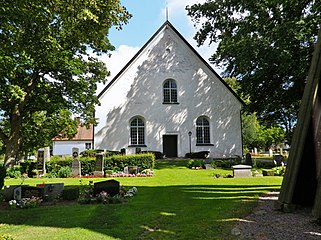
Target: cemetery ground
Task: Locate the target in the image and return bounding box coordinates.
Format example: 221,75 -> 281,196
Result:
0,160 -> 283,240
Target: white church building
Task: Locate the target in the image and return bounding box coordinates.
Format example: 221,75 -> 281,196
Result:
94,21 -> 243,158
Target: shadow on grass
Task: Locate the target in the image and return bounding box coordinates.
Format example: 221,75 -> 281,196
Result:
0,184 -> 281,240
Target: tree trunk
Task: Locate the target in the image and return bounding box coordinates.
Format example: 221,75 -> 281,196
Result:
4,107 -> 23,167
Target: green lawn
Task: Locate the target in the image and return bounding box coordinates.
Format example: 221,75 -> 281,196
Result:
0,160 -> 283,240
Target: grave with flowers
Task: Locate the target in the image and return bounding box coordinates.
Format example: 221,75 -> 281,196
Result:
4,183 -> 64,209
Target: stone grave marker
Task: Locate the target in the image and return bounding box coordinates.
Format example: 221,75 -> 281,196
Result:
72,147 -> 81,177
93,180 -> 120,196
273,154 -> 285,166
245,153 -> 253,166
22,186 -> 43,198
232,165 -> 252,178
37,149 -> 46,176
94,153 -> 104,177
37,183 -> 64,200
13,186 -> 22,201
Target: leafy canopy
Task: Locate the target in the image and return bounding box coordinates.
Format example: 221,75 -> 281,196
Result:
187,0 -> 321,131
0,0 -> 131,161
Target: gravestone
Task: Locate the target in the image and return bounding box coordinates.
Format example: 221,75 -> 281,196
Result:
37,183 -> 64,200
72,147 -> 81,177
94,153 -> 104,177
128,166 -> 139,174
21,186 -> 43,198
274,155 -> 285,166
13,186 -> 22,201
37,149 -> 46,176
93,180 -> 120,196
245,153 -> 253,166
232,165 -> 252,178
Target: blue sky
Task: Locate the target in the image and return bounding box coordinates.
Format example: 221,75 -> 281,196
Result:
97,0 -> 220,92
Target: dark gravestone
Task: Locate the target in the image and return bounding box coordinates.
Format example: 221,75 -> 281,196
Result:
37,183 -> 64,200
273,155 -> 285,166
120,148 -> 126,155
245,153 -> 253,166
37,149 -> 46,175
93,180 -> 120,196
22,186 -> 43,198
94,153 -> 104,176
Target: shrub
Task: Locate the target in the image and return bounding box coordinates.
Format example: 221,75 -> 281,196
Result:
62,187 -> 79,200
6,167 -> 21,178
272,166 -> 286,176
104,153 -> 155,172
0,234 -> 14,240
58,166 -> 72,178
141,151 -> 164,159
20,160 -> 37,177
187,159 -> 205,169
79,157 -> 96,175
47,156 -> 73,176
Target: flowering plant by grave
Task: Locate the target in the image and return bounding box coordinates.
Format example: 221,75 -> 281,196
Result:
8,200 -> 17,209
96,191 -> 110,204
124,187 -> 138,198
9,196 -> 43,209
19,196 -> 43,208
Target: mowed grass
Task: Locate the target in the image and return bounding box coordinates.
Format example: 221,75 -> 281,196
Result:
0,160 -> 282,240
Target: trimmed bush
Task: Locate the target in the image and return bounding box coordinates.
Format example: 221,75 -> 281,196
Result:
104,153 -> 155,172
79,157 -> 96,175
141,151 -> 164,159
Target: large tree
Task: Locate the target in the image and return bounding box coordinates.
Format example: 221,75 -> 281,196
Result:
0,1 -> 131,165
186,0 -> 321,137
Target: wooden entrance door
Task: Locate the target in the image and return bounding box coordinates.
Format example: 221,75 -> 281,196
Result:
163,135 -> 178,158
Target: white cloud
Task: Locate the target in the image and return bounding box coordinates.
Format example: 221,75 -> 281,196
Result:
96,45 -> 140,93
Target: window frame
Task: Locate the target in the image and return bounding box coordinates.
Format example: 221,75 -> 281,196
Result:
196,116 -> 213,146
163,79 -> 179,104
129,116 -> 146,147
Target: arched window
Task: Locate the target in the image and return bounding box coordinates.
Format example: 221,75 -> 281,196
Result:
196,117 -> 210,144
163,79 -> 178,103
130,117 -> 145,145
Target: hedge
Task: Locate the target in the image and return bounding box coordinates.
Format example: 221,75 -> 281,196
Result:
104,153 -> 155,172
46,153 -> 155,176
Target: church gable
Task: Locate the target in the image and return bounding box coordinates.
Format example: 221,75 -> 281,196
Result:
95,21 -> 243,158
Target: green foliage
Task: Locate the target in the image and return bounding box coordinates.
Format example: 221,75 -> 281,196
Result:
0,0 -> 131,164
187,1 -> 320,137
47,156 -> 73,177
211,158 -> 242,169
104,153 -> 155,172
20,160 -> 37,177
6,167 -> 21,178
242,112 -> 285,150
187,159 -> 205,169
0,234 -> 14,240
57,166 -> 72,178
273,166 -> 286,176
79,157 -> 96,175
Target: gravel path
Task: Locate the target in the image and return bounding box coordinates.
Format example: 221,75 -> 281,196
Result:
232,192 -> 321,239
